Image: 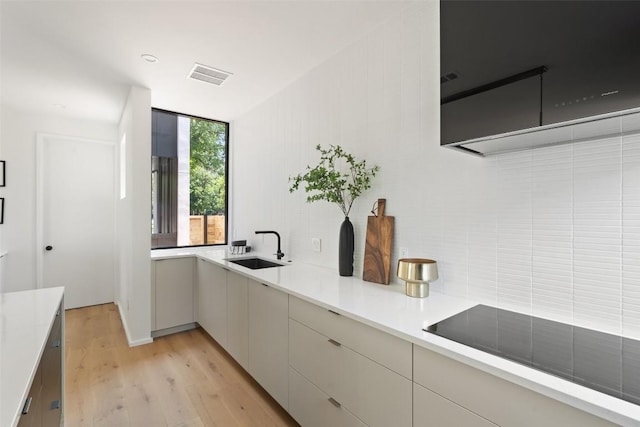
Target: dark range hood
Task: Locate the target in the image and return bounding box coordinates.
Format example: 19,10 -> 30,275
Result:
440,1 -> 640,156
449,107 -> 640,157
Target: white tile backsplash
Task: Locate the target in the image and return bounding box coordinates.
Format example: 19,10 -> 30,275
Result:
623,134 -> 640,337
496,151 -> 533,312
232,2 -> 640,338
573,138 -> 622,334
532,144 -> 573,322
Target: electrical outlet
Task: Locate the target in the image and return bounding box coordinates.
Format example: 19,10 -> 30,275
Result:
399,247 -> 409,259
312,237 -> 322,252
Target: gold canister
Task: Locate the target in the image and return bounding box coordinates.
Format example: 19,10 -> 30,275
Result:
397,258 -> 438,298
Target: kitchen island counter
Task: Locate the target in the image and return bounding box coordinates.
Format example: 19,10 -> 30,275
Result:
1,286 -> 64,427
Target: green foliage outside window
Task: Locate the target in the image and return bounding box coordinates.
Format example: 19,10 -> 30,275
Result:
189,119 -> 226,215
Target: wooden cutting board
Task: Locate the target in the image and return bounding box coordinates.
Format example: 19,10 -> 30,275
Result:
363,199 -> 394,285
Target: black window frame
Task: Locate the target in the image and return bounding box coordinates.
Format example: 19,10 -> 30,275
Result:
151,107 -> 230,250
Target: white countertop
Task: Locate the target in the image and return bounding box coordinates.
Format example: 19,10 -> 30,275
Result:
0,287 -> 64,427
153,248 -> 640,425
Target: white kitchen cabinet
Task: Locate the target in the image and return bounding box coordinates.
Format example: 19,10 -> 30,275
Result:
288,296 -> 412,427
226,272 -> 250,369
413,345 -> 616,427
196,259 -> 227,347
248,282 -> 289,410
153,258 -> 195,331
413,382 -> 497,427
289,367 -> 366,427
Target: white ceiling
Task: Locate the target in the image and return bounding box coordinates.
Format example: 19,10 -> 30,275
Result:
0,1 -> 411,124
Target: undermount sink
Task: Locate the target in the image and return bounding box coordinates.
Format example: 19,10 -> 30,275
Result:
227,257 -> 285,270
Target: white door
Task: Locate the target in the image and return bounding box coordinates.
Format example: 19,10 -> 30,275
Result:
37,133 -> 115,309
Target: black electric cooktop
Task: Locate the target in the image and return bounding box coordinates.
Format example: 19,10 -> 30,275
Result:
425,305 -> 640,405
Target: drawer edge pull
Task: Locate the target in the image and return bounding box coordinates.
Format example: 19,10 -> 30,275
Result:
328,309 -> 341,316
328,338 -> 341,347
22,396 -> 33,415
328,397 -> 342,408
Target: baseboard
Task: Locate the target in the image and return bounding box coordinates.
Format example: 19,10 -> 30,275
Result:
115,300 -> 153,347
129,336 -> 154,347
151,322 -> 198,338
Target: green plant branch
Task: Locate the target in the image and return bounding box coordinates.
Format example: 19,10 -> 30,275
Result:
289,144 -> 379,217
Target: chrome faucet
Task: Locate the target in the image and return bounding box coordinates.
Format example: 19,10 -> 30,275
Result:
255,230 -> 285,260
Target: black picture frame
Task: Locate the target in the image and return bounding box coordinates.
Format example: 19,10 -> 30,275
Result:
0,198 -> 4,224
0,161 -> 4,187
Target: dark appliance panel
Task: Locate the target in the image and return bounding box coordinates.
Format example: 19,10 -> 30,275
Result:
441,1 -> 640,155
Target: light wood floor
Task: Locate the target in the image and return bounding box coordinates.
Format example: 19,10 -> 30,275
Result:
64,303 -> 299,427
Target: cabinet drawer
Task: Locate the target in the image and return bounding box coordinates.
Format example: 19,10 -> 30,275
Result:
413,383 -> 497,427
41,339 -> 62,404
289,367 -> 366,427
413,345 -> 615,427
289,296 -> 411,378
290,319 -> 412,427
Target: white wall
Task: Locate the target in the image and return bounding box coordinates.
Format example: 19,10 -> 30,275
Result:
232,2 -> 640,338
0,105 -> 117,293
177,116 -> 190,246
0,95 -> 152,347
116,86 -> 152,346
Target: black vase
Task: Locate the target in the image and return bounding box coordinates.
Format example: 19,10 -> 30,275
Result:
339,216 -> 354,276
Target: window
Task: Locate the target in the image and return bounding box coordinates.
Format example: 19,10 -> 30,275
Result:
151,108 -> 228,249
120,133 -> 126,199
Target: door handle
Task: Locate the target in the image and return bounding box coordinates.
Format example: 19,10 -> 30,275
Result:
328,397 -> 342,408
45,245 -> 53,251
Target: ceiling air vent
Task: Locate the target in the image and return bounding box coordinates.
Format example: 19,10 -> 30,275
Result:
188,63 -> 232,86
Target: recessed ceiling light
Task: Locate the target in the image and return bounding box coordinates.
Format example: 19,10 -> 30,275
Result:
141,54 -> 159,63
